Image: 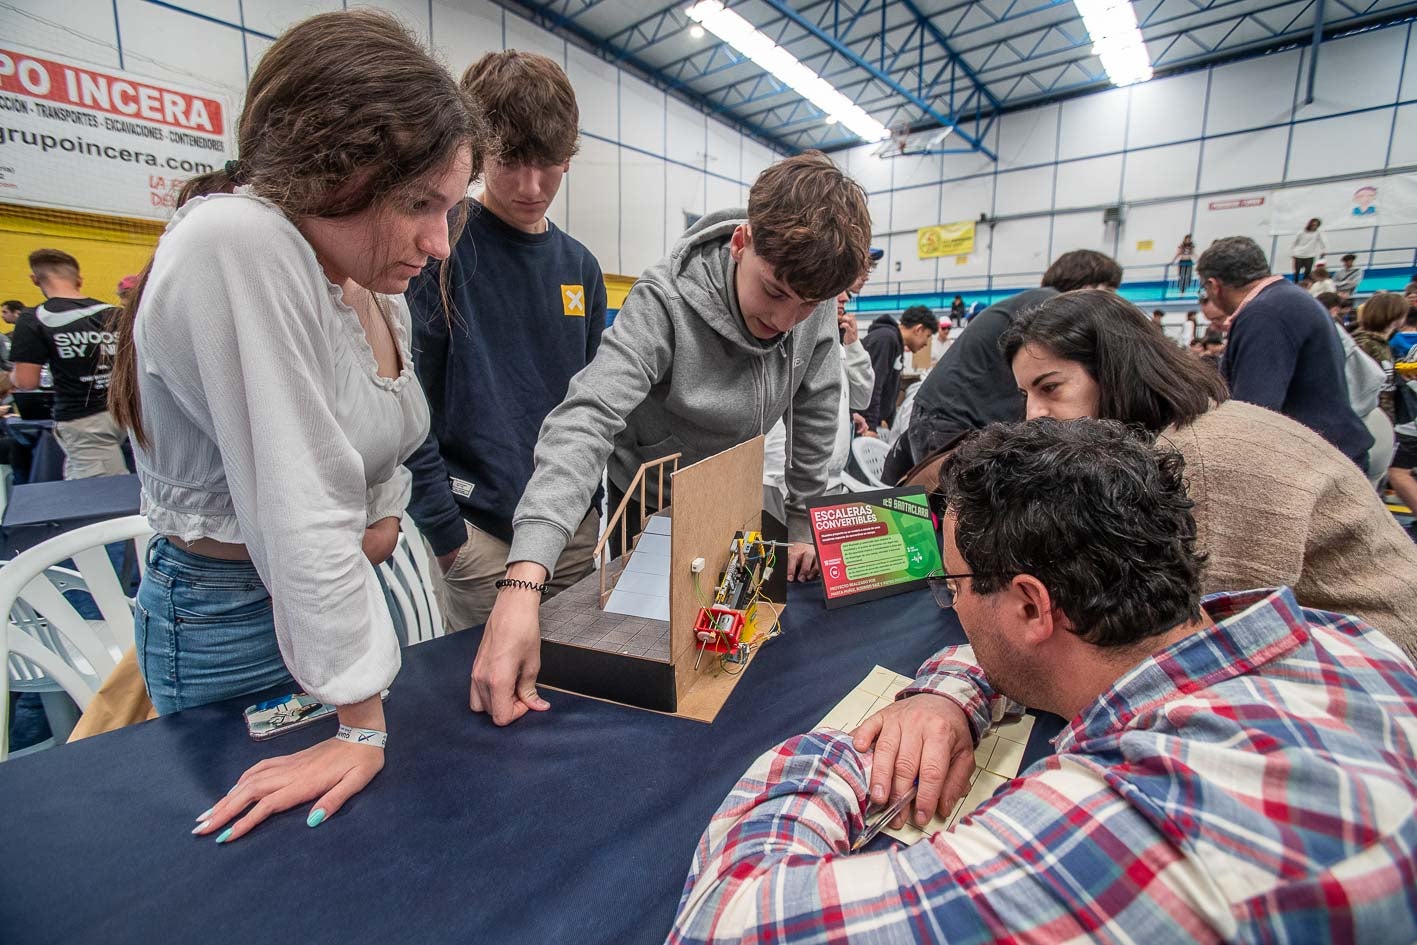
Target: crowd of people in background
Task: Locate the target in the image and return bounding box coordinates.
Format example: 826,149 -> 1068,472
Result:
3,9 -> 1415,941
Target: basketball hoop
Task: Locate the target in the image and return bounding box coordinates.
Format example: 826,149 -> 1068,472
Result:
891,122 -> 911,154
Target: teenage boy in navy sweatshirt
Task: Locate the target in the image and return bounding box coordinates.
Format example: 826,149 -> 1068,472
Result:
469,151 -> 872,726
405,51 -> 607,632
859,305 -> 937,436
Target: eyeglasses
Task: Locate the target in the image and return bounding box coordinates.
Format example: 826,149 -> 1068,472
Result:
925,569 -> 976,609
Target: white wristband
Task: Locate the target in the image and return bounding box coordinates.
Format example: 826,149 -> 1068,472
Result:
336,724 -> 387,749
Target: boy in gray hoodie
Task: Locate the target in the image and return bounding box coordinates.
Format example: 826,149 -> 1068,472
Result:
470,151 -> 873,725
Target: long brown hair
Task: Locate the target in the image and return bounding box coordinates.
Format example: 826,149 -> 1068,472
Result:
1358,291 -> 1408,334
110,9 -> 490,446
1000,289 -> 1229,434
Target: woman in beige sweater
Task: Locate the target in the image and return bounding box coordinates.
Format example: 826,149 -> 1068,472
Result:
999,289 -> 1417,662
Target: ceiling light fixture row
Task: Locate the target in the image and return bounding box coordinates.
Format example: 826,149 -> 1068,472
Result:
1073,0 -> 1154,86
685,0 -> 890,141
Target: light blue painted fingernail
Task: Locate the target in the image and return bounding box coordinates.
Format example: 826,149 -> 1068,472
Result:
196,808 -> 213,821
215,827 -> 233,844
307,808 -> 327,828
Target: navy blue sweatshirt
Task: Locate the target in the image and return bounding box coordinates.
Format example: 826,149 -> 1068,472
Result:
404,202 -> 607,557
861,315 -> 904,429
1221,278 -> 1372,464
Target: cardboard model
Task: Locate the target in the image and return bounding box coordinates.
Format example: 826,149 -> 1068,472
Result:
537,436 -> 786,722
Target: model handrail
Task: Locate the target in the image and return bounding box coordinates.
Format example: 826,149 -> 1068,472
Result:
593,452 -> 682,607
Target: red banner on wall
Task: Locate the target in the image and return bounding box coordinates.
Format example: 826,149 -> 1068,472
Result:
0,44 -> 233,221
1207,196 -> 1265,211
0,47 -> 225,136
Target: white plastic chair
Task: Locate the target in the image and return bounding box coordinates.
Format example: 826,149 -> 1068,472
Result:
887,381 -> 921,446
377,514 -> 444,647
839,467 -> 874,492
849,436 -> 890,489
1,514 -> 154,761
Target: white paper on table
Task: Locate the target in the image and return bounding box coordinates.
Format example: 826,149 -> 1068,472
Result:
816,665 -> 1037,845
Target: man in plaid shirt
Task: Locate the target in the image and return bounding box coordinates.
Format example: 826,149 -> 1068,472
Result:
671,419 -> 1417,944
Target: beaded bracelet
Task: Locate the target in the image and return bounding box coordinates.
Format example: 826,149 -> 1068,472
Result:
335,724 -> 387,749
495,577 -> 549,596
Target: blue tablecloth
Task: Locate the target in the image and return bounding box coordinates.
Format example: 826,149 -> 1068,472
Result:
4,417 -> 65,485
0,474 -> 142,558
0,584 -> 1064,945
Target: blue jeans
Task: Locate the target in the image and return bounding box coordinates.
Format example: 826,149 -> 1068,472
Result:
135,538 -> 295,715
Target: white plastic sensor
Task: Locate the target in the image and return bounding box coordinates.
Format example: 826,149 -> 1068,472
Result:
691,557 -> 706,573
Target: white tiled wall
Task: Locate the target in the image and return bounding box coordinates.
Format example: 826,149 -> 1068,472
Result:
842,20 -> 1417,294
7,1 -> 1416,289
2,0 -> 785,277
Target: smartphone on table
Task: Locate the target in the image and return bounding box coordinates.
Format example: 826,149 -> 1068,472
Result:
244,693 -> 337,740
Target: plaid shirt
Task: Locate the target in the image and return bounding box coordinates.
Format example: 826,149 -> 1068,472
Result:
669,588 -> 1417,944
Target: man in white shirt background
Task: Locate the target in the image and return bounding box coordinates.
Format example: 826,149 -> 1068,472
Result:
929,321 -> 953,367
1333,253 -> 1363,297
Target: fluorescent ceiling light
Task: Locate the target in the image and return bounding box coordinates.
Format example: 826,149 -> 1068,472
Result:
685,0 -> 888,142
1073,0 -> 1153,86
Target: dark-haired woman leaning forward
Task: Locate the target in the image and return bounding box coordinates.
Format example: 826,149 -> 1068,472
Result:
1000,289 -> 1417,663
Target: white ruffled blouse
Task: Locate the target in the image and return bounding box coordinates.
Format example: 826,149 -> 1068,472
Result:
134,191 -> 429,705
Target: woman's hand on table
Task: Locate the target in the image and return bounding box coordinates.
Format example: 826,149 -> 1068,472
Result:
361,516 -> 401,566
470,563 -> 550,725
192,696 -> 386,843
851,694 -> 974,828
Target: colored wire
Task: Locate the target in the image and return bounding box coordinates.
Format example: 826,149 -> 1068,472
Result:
693,571 -> 712,610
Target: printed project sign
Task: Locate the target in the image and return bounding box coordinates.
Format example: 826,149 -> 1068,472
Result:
917,221 -> 975,259
0,45 -> 233,220
807,487 -> 942,608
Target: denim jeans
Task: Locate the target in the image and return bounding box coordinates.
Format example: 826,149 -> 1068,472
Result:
135,538 -> 295,715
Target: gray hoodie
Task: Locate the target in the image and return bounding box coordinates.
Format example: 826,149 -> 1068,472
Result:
508,208 -> 842,575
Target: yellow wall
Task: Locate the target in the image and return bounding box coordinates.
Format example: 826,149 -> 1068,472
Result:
0,203 -> 162,334
605,273 -> 635,310
0,202 -> 639,331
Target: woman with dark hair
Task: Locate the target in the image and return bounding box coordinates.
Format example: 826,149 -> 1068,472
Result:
108,10 -> 491,841
1355,292 -> 1408,422
1000,289 -> 1417,663
1357,293 -> 1417,519
1173,233 -> 1195,294
1291,217 -> 1325,282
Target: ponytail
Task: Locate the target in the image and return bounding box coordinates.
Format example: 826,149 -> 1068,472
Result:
108,165 -> 240,448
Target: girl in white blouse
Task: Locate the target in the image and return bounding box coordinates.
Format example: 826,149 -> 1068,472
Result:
1291,217 -> 1326,282
107,10 -> 490,843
